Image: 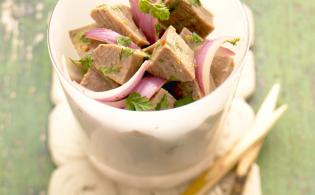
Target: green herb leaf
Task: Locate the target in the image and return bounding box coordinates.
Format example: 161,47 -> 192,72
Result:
155,23 -> 162,37
70,54 -> 93,74
117,36 -> 132,47
155,94 -> 169,110
155,41 -> 162,50
168,75 -> 178,81
191,32 -> 203,44
139,0 -> 151,13
188,0 -> 201,6
175,40 -> 183,52
175,96 -> 194,107
144,52 -> 152,60
151,3 -> 170,20
77,32 -> 91,44
166,41 -> 177,51
79,55 -> 93,70
97,4 -> 107,8
158,58 -> 165,64
120,47 -> 134,60
112,5 -> 122,11
226,37 -> 240,46
139,0 -> 170,21
99,64 -> 121,75
126,92 -> 155,111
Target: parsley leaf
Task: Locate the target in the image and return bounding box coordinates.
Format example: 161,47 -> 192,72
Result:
151,3 -> 170,20
139,0 -> 170,21
139,0 -> 151,13
191,32 -> 203,44
156,94 -> 169,110
79,55 -> 93,70
97,4 -> 107,8
175,40 -> 183,52
175,96 -> 194,107
126,93 -> 155,111
188,0 -> 201,6
144,52 -> 152,60
70,54 -> 93,74
117,36 -> 132,47
226,37 -> 240,46
155,23 -> 162,37
77,32 -> 91,44
120,47 -> 134,59
168,75 -> 178,81
99,64 -> 121,75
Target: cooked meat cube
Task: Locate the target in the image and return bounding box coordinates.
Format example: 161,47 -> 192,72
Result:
211,52 -> 234,86
91,5 -> 149,46
93,44 -> 146,84
180,27 -> 232,87
143,28 -> 200,56
180,27 -> 203,50
69,23 -> 102,57
67,62 -> 84,83
161,0 -> 214,38
148,26 -> 195,82
80,67 -> 119,92
142,41 -> 160,54
173,80 -> 203,100
151,89 -> 176,110
172,78 -> 216,100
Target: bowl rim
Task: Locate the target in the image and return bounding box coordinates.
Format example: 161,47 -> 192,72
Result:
47,0 -> 250,116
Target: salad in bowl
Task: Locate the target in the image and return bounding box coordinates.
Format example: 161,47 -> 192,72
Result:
65,0 -> 241,111
48,0 -> 249,189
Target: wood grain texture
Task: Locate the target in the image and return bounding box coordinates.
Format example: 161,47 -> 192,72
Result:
0,0 -> 55,194
0,0 -> 314,194
244,0 -> 315,194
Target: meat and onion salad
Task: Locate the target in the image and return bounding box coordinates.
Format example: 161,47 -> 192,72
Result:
67,0 -> 239,111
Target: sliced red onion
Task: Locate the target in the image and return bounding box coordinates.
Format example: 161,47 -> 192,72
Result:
129,0 -> 159,44
73,61 -> 152,102
195,37 -> 234,95
86,28 -> 139,49
105,76 -> 166,109
102,76 -> 165,109
133,76 -> 166,99
130,0 -> 141,26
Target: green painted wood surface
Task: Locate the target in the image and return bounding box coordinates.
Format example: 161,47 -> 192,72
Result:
0,0 -> 314,194
244,0 -> 315,194
0,0 -> 55,194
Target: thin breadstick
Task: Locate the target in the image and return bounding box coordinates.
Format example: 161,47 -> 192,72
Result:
232,102 -> 285,194
182,104 -> 287,195
182,84 -> 285,195
231,143 -> 263,195
237,84 -> 281,176
254,83 -> 280,127
236,141 -> 262,177
231,142 -> 262,195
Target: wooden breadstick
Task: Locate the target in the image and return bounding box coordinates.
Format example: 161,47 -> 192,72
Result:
182,84 -> 287,195
237,142 -> 262,177
182,105 -> 287,195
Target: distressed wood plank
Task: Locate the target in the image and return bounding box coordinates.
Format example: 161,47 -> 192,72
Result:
0,0 -> 314,194
0,0 -> 55,194
244,0 -> 315,194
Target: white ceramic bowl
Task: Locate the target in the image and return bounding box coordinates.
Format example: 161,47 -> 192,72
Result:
48,0 -> 249,189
